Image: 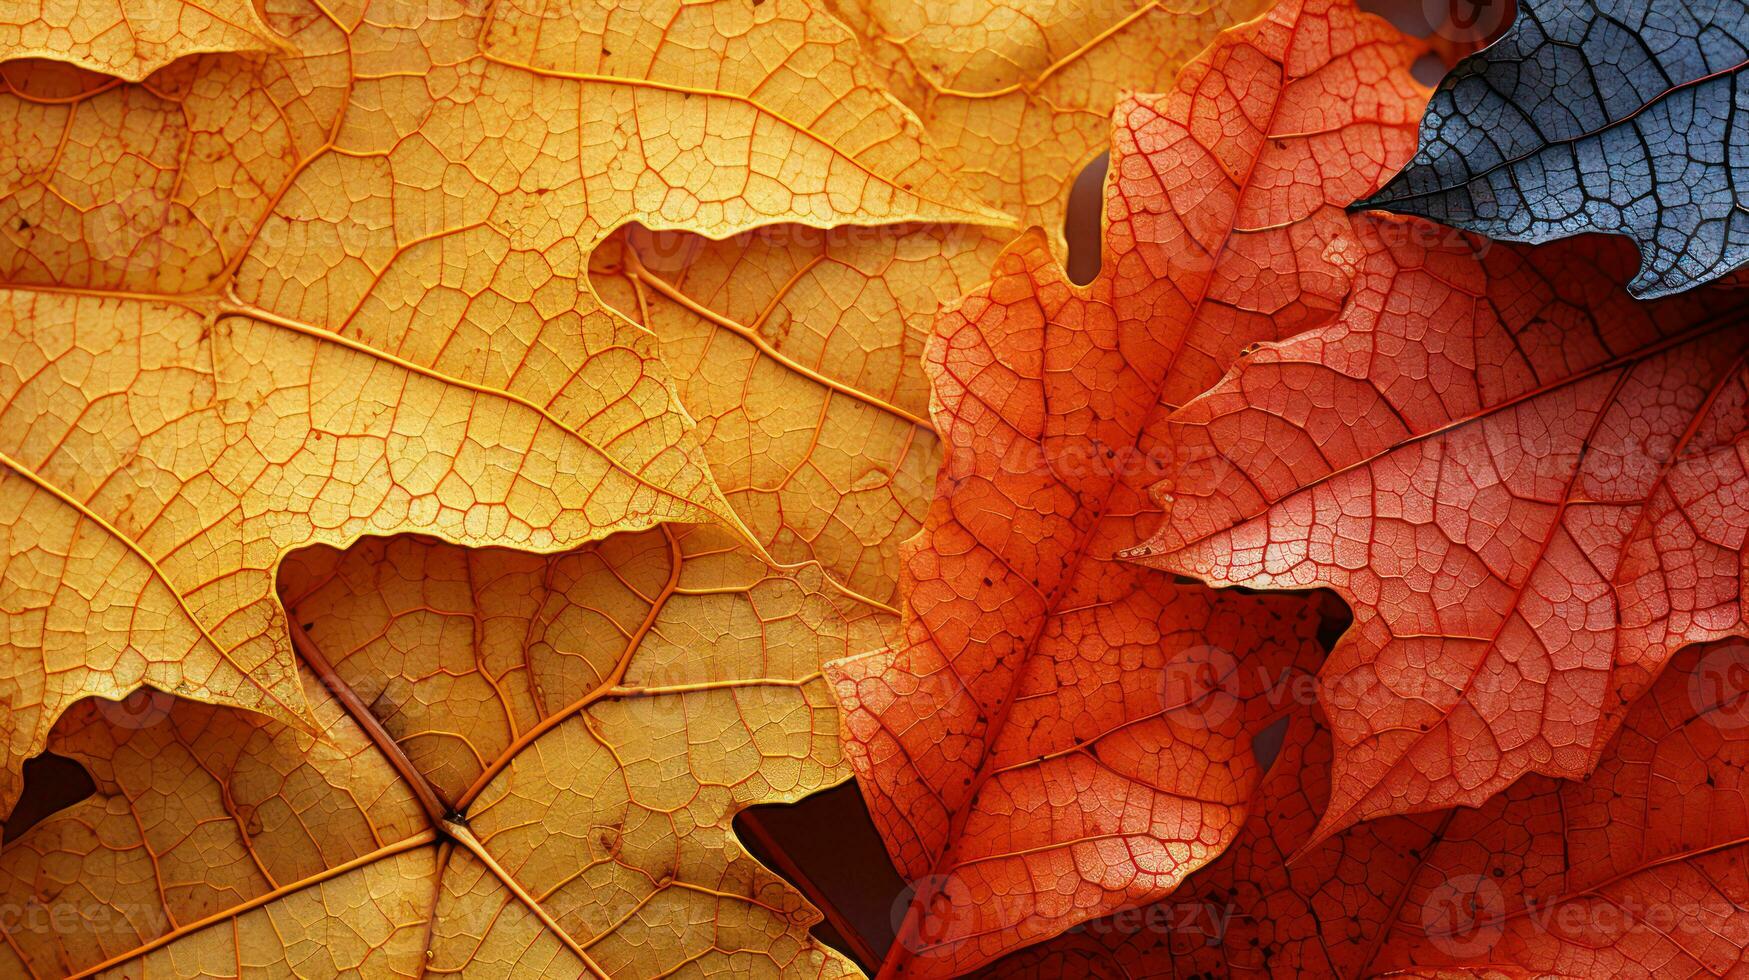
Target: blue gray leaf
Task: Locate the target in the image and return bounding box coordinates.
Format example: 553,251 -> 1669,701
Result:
1357,0 -> 1749,298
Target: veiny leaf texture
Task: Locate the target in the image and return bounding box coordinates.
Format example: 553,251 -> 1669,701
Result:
825,0 -> 1430,972
0,0 -> 287,80
0,668 -> 437,976
979,640 -> 1749,979
1356,0 -> 1749,298
0,523 -> 881,977
0,0 -> 1006,818
828,0 -> 1271,237
974,710 -> 1448,979
592,222 -> 1010,607
1130,232 -> 1749,842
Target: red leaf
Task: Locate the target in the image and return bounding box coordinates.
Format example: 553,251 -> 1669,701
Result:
974,710 -> 1444,978
979,640 -> 1749,979
823,0 -> 1433,972
1130,231 -> 1749,843
1374,640 -> 1749,977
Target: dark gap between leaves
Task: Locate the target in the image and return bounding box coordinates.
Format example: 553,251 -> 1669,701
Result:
1064,152 -> 1109,286
736,781 -> 905,972
1316,590 -> 1354,654
1251,715 -> 1293,776
5,752 -> 94,842
1410,52 -> 1448,86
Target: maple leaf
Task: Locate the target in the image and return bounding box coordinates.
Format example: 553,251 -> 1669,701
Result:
592,221 -> 1011,607
0,0 -> 288,80
824,0 -> 1432,973
0,522 -> 879,976
0,0 -> 1008,817
827,0 -> 1271,237
979,640 -> 1749,979
1129,231 -> 1749,842
1355,0 -> 1749,298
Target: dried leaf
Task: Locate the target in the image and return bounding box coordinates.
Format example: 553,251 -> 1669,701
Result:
592,222 -> 1010,607
1357,0 -> 1749,298
825,1 -> 1429,973
1372,641 -> 1749,976
974,711 -> 1447,978
0,523 -> 882,977
0,671 -> 436,975
0,0 -> 1006,816
0,0 -> 288,80
828,0 -> 1271,236
980,640 -> 1749,979
1130,232 -> 1749,842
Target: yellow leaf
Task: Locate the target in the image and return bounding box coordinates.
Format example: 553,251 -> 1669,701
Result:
831,0 -> 1271,238
0,525 -> 884,977
0,0 -> 288,81
593,222 -> 1010,606
0,672 -> 433,973
0,0 -> 1008,816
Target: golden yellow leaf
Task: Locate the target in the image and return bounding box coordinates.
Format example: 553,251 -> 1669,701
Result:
0,0 -> 287,81
0,524 -> 882,977
592,222 -> 1009,606
0,0 -> 1010,816
0,670 -> 434,975
829,0 -> 1271,236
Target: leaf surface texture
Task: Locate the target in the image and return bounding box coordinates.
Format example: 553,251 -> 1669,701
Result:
826,0 -> 1429,971
1358,0 -> 1749,297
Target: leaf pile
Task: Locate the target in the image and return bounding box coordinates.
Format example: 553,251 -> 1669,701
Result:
2,0 -> 1747,977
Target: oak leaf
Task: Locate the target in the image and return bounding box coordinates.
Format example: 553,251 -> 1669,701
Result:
825,0 -> 1430,973
1356,0 -> 1749,298
980,640 -> 1749,979
827,0 -> 1271,237
0,0 -> 287,80
0,0 -> 1006,817
0,523 -> 883,977
1129,232 -> 1749,841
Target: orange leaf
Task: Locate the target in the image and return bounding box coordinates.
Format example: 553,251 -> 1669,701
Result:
0,0 -> 290,81
980,640 -> 1749,979
1130,230 -> 1749,843
975,709 -> 1445,978
825,0 -> 1431,973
